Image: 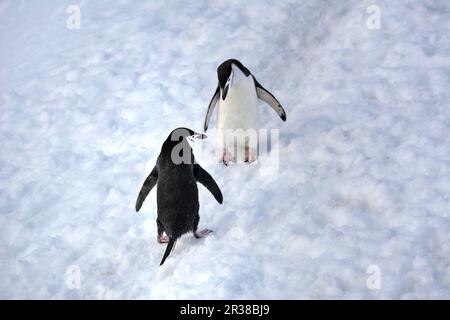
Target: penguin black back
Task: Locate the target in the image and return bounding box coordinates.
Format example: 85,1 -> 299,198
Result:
135,128 -> 223,265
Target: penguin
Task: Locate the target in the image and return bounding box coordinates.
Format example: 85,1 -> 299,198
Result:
203,59 -> 287,165
135,127 -> 223,266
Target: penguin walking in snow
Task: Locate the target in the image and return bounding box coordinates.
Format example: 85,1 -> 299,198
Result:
203,59 -> 287,164
135,128 -> 223,266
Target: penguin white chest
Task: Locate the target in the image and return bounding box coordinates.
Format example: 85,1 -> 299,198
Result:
217,74 -> 259,131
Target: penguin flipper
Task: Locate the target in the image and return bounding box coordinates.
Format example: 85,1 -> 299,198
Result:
135,166 -> 158,212
194,164 -> 223,204
204,85 -> 220,131
160,238 -> 176,266
254,77 -> 287,121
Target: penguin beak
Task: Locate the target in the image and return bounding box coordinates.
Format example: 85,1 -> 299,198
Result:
222,69 -> 234,100
192,133 -> 207,140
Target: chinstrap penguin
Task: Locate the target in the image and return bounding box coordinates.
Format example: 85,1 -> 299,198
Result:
135,128 -> 223,266
203,59 -> 286,164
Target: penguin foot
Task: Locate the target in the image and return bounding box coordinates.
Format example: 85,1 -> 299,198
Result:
221,149 -> 232,166
194,229 -> 213,239
158,235 -> 170,244
244,154 -> 256,163
245,148 -> 257,163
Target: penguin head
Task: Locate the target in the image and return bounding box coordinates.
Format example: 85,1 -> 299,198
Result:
169,127 -> 207,142
162,127 -> 206,149
167,127 -> 207,143
161,128 -> 206,165
217,59 -> 251,100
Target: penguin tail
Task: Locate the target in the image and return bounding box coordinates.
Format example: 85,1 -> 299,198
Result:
160,238 -> 177,266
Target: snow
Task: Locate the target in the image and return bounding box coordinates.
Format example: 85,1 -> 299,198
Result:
1,0 -> 450,299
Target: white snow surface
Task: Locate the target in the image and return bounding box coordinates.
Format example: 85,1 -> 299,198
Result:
1,0 -> 450,299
